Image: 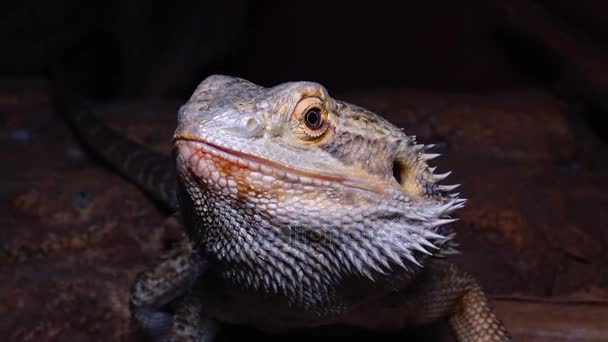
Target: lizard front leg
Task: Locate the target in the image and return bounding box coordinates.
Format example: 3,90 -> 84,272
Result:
346,259 -> 510,341
406,260 -> 510,341
130,238 -> 214,340
165,294 -> 217,342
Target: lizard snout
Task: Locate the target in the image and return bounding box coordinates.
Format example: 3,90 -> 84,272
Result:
175,107 -> 265,141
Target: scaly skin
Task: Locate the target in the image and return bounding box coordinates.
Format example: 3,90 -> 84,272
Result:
60,75 -> 510,341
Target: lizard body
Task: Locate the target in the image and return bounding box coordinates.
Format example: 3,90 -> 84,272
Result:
60,75 -> 510,341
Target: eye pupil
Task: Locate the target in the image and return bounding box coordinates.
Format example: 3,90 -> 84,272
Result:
305,108 -> 322,129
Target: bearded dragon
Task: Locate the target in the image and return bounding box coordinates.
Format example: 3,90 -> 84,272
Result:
59,75 -> 510,341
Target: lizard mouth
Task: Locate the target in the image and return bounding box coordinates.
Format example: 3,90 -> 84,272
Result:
173,136 -> 383,193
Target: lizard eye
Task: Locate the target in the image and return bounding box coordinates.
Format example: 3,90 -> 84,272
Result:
304,108 -> 323,130
291,97 -> 329,140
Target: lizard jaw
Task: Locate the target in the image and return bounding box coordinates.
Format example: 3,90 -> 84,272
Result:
173,137 -> 384,193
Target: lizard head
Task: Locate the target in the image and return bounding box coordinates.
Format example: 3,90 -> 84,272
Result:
173,75 -> 463,306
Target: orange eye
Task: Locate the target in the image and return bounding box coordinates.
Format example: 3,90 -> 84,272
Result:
292,97 -> 329,139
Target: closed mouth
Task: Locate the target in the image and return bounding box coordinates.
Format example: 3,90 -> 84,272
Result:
173,136 -> 383,193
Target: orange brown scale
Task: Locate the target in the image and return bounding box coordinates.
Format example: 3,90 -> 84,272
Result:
184,145 -> 267,204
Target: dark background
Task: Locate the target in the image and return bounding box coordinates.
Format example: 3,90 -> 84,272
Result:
2,1 -> 608,341
0,1 -> 605,105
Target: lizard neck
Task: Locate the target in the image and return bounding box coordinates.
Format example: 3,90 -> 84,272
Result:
176,168 -> 431,311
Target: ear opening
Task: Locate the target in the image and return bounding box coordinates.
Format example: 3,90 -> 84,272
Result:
393,143 -> 426,197
392,160 -> 403,185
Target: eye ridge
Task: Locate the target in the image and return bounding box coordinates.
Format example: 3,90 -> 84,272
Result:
304,107 -> 323,130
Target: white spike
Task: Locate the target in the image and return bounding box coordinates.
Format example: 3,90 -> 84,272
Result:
360,266 -> 376,281
441,245 -> 461,256
455,198 -> 467,205
451,203 -> 466,213
316,253 -> 332,270
429,218 -> 459,228
438,184 -> 460,192
421,153 -> 441,161
385,248 -> 407,269
375,254 -> 391,271
248,274 -> 256,290
428,166 -> 437,173
449,192 -> 461,198
348,250 -> 364,274
277,263 -> 291,280
402,251 -> 422,267
335,249 -> 352,273
444,232 -> 458,241
263,273 -> 271,291
437,199 -> 465,216
365,241 -> 390,272
366,258 -> 386,275
412,144 -> 425,152
450,199 -> 467,210
432,171 -> 452,181
266,253 -> 281,270
406,212 -> 429,221
425,144 -> 437,150
423,230 -> 448,240
418,237 -> 439,250
436,200 -> 457,215
411,242 -> 432,255
310,266 -> 322,284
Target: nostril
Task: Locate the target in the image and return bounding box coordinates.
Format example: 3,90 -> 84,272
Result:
246,117 -> 258,130
237,114 -> 264,137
